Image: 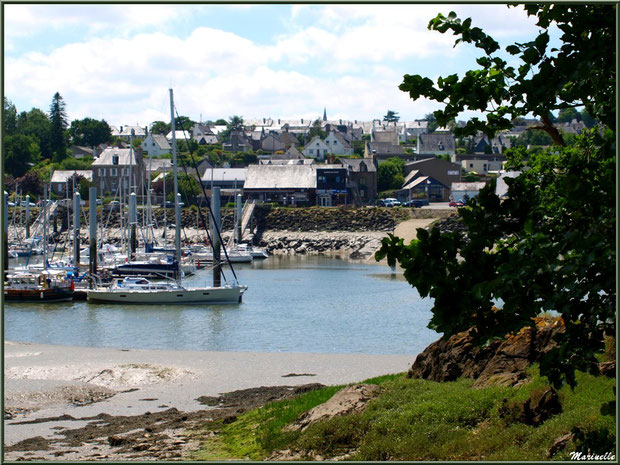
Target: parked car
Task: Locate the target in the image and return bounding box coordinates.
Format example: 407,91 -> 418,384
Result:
36,200 -> 51,207
384,197 -> 401,207
376,199 -> 386,207
449,200 -> 465,207
20,201 -> 36,207
411,198 -> 430,207
8,201 -> 16,207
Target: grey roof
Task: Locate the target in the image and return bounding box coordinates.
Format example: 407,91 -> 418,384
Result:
145,158 -> 172,173
200,168 -> 248,183
273,145 -> 305,160
418,133 -> 456,153
151,134 -> 171,150
93,148 -> 138,166
244,164 -> 317,190
368,142 -> 403,155
337,157 -> 376,172
51,170 -> 93,183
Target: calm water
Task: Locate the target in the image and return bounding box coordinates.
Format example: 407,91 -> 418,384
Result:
3,256 -> 438,355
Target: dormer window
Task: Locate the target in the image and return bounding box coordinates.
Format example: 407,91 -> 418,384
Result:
112,154 -> 119,165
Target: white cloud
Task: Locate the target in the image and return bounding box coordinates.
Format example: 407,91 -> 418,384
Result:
5,3 -> 547,126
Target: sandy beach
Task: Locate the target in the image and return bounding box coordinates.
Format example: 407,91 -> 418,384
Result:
4,340 -> 416,460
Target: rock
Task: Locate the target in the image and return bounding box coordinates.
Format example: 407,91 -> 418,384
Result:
410,317 -> 565,388
598,360 -> 615,377
284,384 -> 381,432
500,388 -> 562,426
108,435 -> 127,447
408,328 -> 500,382
547,432 -> 573,458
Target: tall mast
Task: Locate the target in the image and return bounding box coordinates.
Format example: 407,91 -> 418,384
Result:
169,89 -> 182,280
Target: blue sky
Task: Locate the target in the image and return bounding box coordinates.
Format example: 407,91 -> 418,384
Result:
4,3 -> 548,127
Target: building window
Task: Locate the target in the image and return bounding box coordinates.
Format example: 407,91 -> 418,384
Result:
469,163 -> 474,168
110,168 -> 118,176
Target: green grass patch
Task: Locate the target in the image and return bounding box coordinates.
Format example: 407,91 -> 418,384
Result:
188,369 -> 615,461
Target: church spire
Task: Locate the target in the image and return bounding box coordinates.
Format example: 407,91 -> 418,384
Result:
323,107 -> 327,122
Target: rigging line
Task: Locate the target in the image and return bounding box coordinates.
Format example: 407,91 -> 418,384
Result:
174,108 -> 239,283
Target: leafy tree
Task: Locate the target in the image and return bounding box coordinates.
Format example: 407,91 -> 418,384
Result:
16,108 -> 52,158
77,175 -> 94,199
3,97 -> 18,136
49,92 -> 68,162
308,119 -> 326,140
175,115 -> 195,132
214,119 -> 228,126
379,4 -> 616,396
3,134 -> 41,177
228,115 -> 244,130
69,117 -> 112,147
557,108 -> 582,123
377,157 -> 406,192
513,129 -> 553,148
424,112 -> 438,132
15,170 -> 45,197
399,4 -> 615,145
150,120 -> 170,135
352,140 -> 365,156
580,109 -> 597,128
383,110 -> 400,123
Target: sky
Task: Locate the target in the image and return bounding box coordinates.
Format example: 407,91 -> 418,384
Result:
4,3 -> 549,128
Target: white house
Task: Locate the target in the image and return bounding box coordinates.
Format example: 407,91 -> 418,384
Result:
141,133 -> 172,157
324,131 -> 354,155
302,136 -> 330,161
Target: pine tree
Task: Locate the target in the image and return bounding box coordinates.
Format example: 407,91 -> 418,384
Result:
49,92 -> 68,162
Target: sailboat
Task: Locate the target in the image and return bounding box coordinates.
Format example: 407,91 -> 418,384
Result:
87,89 -> 247,305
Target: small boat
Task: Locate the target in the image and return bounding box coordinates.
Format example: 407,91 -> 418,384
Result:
87,276 -> 246,304
4,269 -> 74,302
237,243 -> 269,259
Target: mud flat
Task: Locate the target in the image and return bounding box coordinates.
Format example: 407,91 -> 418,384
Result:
4,341 -> 415,460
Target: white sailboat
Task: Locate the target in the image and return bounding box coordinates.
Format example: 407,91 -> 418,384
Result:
87,89 -> 247,305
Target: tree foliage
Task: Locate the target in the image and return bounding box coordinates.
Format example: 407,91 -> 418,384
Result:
399,4 -> 615,145
377,157 -> 406,192
383,110 -> 400,123
3,97 -> 18,136
16,108 -> 53,158
150,120 -> 170,135
69,117 -> 112,147
3,134 -> 41,177
49,92 -> 69,162
379,4 -> 616,392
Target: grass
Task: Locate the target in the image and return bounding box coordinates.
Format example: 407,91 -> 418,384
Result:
188,368 -> 615,461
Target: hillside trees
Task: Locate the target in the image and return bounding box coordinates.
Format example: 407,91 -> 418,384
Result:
378,3 -> 616,396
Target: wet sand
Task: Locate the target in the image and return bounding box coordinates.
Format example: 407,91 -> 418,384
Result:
4,340 -> 415,459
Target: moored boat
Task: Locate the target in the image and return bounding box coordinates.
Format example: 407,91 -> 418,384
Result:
4,269 -> 74,302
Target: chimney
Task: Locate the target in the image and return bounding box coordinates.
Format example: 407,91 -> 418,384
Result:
278,118 -> 280,125
120,126 -> 123,134
144,126 -> 148,135
301,118 -> 304,124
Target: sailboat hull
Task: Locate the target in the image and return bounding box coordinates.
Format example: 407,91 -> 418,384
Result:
86,285 -> 246,304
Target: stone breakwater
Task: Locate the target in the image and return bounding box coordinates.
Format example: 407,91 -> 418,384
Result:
256,231 -> 388,260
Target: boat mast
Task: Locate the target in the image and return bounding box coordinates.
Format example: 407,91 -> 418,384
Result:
169,88 -> 182,282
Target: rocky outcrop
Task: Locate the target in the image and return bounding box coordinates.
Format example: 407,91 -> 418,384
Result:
409,317 -> 566,388
283,384 -> 382,433
499,387 -> 562,426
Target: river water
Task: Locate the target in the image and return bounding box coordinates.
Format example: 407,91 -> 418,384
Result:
3,256 -> 439,355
